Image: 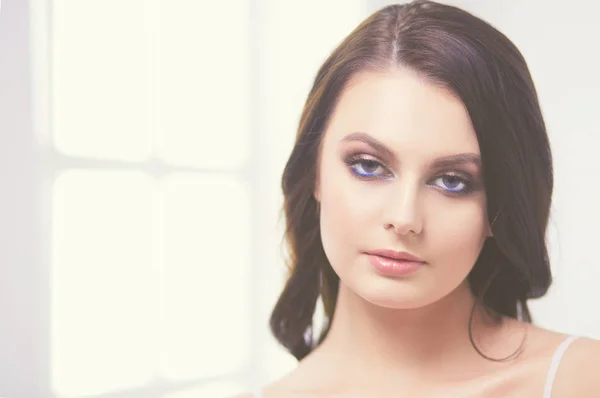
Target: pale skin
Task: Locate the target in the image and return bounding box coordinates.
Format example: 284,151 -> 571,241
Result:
236,69 -> 600,398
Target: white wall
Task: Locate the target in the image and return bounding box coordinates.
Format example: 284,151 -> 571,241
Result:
0,0 -> 48,396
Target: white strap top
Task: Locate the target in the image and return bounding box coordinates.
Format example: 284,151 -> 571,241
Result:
543,335 -> 579,398
253,335 -> 580,398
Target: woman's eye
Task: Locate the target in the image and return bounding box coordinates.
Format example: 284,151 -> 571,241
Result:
433,174 -> 469,194
350,159 -> 387,177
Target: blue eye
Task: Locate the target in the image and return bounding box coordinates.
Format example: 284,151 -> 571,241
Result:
347,158 -> 389,178
432,174 -> 470,194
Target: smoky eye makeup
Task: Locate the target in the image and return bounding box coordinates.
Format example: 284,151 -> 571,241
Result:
338,136 -> 484,195
342,151 -> 393,180
428,170 -> 482,196
340,152 -> 483,196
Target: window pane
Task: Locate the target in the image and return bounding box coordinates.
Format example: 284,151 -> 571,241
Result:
52,0 -> 152,160
156,0 -> 251,169
51,170 -> 157,396
159,174 -> 251,381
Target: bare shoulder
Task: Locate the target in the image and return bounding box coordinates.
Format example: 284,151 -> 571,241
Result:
550,336 -> 600,397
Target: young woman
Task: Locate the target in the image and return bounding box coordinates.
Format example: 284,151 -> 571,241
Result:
238,1 -> 600,397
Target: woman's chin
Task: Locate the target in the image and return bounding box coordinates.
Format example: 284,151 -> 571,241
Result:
348,276 -> 460,311
355,283 -> 435,310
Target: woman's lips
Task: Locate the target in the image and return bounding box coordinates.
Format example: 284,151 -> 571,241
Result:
365,250 -> 425,276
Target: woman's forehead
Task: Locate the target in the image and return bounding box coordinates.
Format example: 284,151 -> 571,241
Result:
323,69 -> 481,158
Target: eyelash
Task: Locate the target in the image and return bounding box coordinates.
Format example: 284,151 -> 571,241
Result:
342,153 -> 475,195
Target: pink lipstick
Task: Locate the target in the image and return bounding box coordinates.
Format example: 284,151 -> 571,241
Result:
365,249 -> 425,276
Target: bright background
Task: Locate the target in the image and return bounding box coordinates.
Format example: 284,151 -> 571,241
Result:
1,0 -> 599,397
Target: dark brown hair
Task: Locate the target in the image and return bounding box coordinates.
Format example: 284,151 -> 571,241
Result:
270,0 -> 553,361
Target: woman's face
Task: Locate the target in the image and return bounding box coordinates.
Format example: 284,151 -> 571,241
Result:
316,69 -> 490,309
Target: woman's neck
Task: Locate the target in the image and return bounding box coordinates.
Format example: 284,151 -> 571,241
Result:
310,281 -> 515,384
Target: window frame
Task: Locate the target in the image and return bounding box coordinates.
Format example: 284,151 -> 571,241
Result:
3,0 -> 267,396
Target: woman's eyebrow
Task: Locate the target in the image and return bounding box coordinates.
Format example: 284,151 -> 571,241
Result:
340,131 -> 481,168
340,132 -> 396,160
431,153 -> 481,168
